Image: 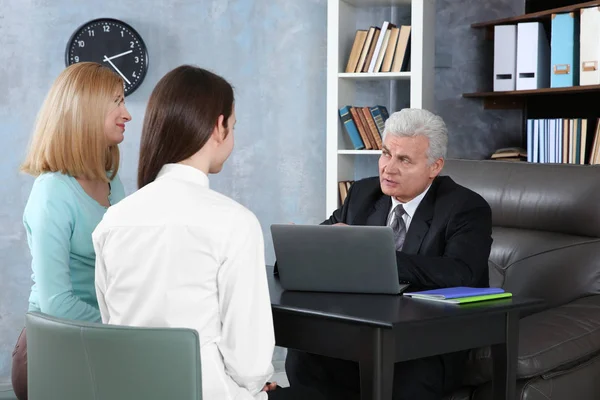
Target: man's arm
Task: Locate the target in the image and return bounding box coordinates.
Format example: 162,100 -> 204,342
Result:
396,201 -> 492,290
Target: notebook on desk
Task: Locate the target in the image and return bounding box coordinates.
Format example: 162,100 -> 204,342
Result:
270,224 -> 409,295
404,287 -> 512,304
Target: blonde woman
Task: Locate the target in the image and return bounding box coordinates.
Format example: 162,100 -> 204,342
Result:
11,62 -> 131,400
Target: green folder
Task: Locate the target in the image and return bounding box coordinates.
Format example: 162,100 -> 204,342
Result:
414,292 -> 513,304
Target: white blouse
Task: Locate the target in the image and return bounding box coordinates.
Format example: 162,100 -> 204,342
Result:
93,163 -> 274,400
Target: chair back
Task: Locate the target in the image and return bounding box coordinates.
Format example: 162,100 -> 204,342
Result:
26,312 -> 202,400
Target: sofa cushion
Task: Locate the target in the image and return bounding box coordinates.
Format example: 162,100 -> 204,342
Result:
442,160 -> 600,238
471,351 -> 600,400
442,160 -> 600,305
489,227 -> 600,306
464,295 -> 600,385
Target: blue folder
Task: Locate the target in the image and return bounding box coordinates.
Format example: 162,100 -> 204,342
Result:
404,286 -> 505,300
551,12 -> 580,87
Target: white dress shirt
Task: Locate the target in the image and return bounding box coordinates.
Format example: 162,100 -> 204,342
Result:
386,185 -> 431,230
93,163 -> 274,400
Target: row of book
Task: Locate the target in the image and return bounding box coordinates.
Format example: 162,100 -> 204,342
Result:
494,7 -> 600,91
338,180 -> 354,205
524,118 -> 600,164
345,22 -> 411,73
339,105 -> 390,150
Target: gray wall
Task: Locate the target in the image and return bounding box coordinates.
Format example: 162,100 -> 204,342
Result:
0,0 -> 327,380
0,0 -> 522,381
437,0 -> 524,159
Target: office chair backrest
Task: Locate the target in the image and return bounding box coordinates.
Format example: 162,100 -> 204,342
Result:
26,312 -> 202,400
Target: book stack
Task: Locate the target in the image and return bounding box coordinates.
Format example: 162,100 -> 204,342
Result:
491,147 -> 527,162
338,180 -> 354,205
404,287 -> 512,304
345,22 -> 411,73
339,105 -> 389,150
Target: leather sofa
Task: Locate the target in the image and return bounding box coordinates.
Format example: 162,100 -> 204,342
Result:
441,159 -> 600,400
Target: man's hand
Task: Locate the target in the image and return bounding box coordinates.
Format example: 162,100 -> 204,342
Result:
333,222 -> 348,226
262,382 -> 277,392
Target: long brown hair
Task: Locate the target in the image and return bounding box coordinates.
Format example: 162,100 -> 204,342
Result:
137,65 -> 234,188
21,62 -> 123,182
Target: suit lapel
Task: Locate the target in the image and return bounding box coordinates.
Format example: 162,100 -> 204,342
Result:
402,179 -> 438,254
366,195 -> 391,226
353,190 -> 390,226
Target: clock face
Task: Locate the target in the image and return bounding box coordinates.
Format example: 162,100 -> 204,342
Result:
65,18 -> 148,96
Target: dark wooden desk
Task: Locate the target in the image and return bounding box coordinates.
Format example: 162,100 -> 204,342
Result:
268,268 -> 541,400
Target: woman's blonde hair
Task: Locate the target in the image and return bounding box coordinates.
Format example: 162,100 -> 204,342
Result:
21,62 -> 124,182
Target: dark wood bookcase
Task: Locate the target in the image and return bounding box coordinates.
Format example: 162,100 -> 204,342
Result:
463,0 -> 600,152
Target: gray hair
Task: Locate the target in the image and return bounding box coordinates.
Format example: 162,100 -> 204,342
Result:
382,108 -> 448,163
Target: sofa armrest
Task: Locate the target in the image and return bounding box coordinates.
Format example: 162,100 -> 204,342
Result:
464,295 -> 600,385
517,294 -> 600,378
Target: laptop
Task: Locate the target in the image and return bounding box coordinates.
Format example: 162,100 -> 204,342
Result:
270,224 -> 409,295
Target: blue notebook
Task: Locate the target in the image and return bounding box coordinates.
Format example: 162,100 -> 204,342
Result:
404,286 -> 504,300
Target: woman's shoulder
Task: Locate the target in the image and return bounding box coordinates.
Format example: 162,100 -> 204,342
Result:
29,172 -> 75,199
25,172 -> 78,218
213,193 -> 261,230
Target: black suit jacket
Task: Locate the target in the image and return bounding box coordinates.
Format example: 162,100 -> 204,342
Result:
323,175 -> 492,291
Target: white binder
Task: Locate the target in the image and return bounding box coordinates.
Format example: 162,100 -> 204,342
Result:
516,22 -> 550,90
580,7 -> 600,85
493,25 -> 517,91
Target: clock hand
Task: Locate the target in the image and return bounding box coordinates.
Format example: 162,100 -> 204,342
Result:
105,50 -> 133,61
103,56 -> 131,85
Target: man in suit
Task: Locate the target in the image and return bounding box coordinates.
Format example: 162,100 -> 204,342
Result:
284,108 -> 493,400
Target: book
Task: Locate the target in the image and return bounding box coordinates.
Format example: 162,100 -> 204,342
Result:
349,107 -> 373,149
362,28 -> 381,72
369,21 -> 393,72
381,27 -> 400,72
345,30 -> 368,73
405,286 -> 505,300
361,107 -> 382,149
391,25 -> 411,72
339,106 -> 365,150
415,292 -> 513,304
356,27 -> 377,72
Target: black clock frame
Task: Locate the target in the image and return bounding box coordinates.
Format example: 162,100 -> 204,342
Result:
65,18 -> 149,96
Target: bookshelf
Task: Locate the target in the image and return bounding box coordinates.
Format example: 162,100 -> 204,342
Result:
462,0 -> 600,163
326,0 -> 436,216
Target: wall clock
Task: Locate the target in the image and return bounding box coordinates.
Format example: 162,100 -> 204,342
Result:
65,18 -> 148,96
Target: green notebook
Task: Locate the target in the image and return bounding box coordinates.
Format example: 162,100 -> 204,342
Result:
414,292 -> 513,304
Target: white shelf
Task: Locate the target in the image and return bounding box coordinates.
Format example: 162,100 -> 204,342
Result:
341,0 -> 413,6
326,0 -> 436,216
338,149 -> 383,155
338,72 -> 411,80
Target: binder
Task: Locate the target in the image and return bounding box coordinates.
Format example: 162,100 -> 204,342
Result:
493,25 -> 517,91
516,22 -> 550,90
551,13 -> 580,87
580,7 -> 600,85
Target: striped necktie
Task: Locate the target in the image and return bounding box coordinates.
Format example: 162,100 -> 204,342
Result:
390,205 -> 407,251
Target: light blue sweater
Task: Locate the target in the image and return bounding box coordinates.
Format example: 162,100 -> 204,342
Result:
24,172 -> 125,322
